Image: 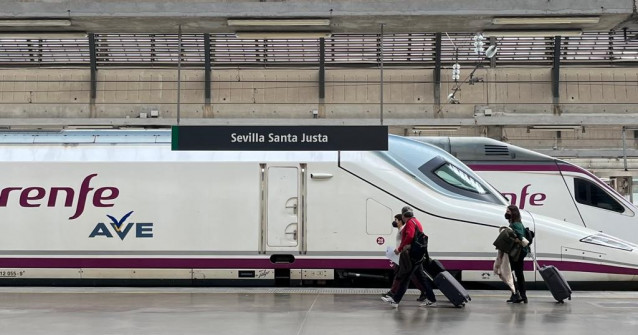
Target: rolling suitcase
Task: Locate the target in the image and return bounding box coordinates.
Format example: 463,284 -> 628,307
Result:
433,271 -> 471,307
532,252 -> 572,303
423,258 -> 446,277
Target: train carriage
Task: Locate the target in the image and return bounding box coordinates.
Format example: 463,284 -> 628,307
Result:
0,131 -> 637,287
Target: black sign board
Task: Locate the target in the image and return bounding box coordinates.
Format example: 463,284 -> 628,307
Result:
171,125 -> 388,151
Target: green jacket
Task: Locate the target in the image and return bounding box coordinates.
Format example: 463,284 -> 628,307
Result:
510,221 -> 530,253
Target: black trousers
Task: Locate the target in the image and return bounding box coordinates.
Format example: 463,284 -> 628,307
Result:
509,250 -> 527,298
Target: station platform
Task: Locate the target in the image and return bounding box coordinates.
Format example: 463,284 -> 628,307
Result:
0,287 -> 636,335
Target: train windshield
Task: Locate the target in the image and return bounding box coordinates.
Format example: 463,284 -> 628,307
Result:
382,135 -> 507,204
433,163 -> 487,194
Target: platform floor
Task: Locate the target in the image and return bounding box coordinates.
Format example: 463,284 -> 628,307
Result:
0,287 -> 637,335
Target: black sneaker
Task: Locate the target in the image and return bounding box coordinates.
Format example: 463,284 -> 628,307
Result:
381,291 -> 393,298
417,292 -> 427,302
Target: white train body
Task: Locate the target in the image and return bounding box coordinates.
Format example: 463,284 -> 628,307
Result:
415,137 -> 638,245
0,131 -> 637,286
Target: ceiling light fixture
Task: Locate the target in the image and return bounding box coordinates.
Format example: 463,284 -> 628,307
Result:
0,19 -> 72,27
492,17 -> 600,25
235,32 -> 332,39
412,126 -> 460,132
527,125 -> 583,132
483,30 -> 582,37
228,19 -> 330,27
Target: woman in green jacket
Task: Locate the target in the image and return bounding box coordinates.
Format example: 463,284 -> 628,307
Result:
505,204 -> 529,304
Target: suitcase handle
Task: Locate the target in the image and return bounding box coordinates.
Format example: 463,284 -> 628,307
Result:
529,250 -> 541,271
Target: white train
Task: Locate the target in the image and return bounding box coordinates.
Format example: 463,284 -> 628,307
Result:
0,130 -> 637,287
415,137 -> 638,245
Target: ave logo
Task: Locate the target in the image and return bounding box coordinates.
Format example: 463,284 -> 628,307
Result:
89,211 -> 154,240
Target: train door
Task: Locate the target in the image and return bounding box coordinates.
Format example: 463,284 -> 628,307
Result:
264,166 -> 301,252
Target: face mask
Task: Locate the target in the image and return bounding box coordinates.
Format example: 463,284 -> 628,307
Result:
392,221 -> 398,228
504,213 -> 512,220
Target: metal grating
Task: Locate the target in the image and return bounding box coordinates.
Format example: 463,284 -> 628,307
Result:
0,32 -> 637,67
0,38 -> 89,66
562,31 -> 638,63
95,33 -> 204,66
211,34 -> 320,64
492,36 -> 554,65
327,33 -> 436,64
484,144 -> 510,156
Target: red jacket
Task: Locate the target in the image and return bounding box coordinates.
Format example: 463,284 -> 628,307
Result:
398,217 -> 424,252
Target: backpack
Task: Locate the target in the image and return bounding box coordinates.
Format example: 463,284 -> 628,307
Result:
524,227 -> 535,245
408,219 -> 429,263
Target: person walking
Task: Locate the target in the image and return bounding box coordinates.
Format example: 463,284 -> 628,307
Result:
381,206 -> 436,308
382,213 -> 430,302
505,205 -> 529,304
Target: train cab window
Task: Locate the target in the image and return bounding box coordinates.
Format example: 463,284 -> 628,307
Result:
417,156 -> 502,203
574,178 -> 624,213
433,163 -> 487,194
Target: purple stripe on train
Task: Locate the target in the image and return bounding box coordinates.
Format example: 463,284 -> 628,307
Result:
1,258 -> 637,275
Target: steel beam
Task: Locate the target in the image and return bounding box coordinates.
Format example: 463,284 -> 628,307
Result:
434,33 -> 442,107
88,33 -> 97,118
2,114 -> 638,128
204,33 -> 212,108
552,36 -> 561,114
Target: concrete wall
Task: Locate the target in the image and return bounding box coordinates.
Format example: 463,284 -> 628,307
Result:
0,69 -> 90,118
2,67 -> 638,120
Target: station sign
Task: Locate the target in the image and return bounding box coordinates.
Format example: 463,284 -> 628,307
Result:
171,125 -> 388,151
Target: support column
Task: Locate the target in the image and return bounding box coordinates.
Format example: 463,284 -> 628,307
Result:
204,33 -> 213,118
88,33 -> 97,118
433,33 -> 442,112
552,36 -> 561,115
318,37 -> 326,118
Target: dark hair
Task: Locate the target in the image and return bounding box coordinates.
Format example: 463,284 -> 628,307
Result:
394,214 -> 403,221
507,205 -> 522,223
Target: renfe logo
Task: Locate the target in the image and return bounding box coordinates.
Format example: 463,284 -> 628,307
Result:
0,174 -> 119,220
89,211 -> 153,239
501,184 -> 547,210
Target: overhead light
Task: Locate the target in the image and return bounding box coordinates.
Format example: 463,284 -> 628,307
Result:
228,19 -> 330,27
412,126 -> 460,132
0,32 -> 87,39
65,125 -> 116,130
528,125 -> 583,132
235,32 -> 332,39
0,19 -> 72,27
492,17 -> 600,25
483,30 -> 582,37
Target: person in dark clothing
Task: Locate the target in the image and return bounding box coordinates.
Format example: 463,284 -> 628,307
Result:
381,206 -> 436,308
382,214 -> 429,302
505,204 -> 529,304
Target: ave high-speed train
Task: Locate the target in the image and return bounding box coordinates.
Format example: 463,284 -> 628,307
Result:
0,131 -> 637,287
415,137 -> 638,245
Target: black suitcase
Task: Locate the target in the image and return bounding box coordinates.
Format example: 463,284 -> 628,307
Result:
532,252 -> 572,303
423,258 -> 446,277
538,265 -> 572,303
433,271 -> 471,307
